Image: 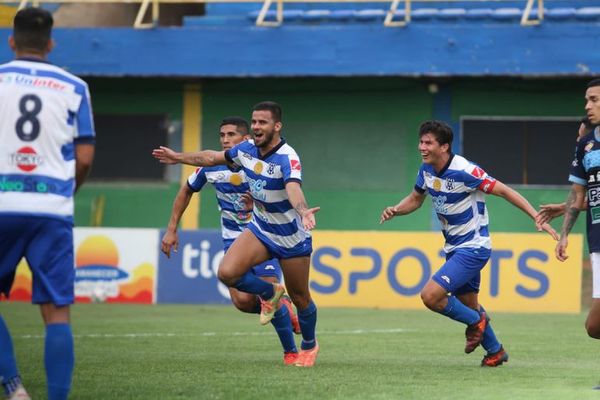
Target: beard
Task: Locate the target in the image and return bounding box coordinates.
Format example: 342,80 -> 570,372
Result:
254,129 -> 276,148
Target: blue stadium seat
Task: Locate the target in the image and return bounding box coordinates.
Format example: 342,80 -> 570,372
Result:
284,10 -> 304,22
411,8 -> 439,21
575,7 -> 600,21
329,9 -> 355,22
545,8 -> 575,21
491,8 -> 522,21
437,8 -> 467,21
302,9 -> 330,22
464,8 -> 493,20
354,9 -> 385,22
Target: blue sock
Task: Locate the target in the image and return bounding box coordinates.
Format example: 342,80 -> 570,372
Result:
479,305 -> 502,354
232,272 -> 274,299
440,296 -> 480,325
298,301 -> 317,350
0,316 -> 19,394
270,306 -> 297,353
45,323 -> 74,400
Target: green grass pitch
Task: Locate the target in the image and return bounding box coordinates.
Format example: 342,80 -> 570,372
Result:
1,303 -> 599,399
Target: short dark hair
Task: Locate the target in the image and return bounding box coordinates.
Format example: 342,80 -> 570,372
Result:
419,120 -> 454,148
253,101 -> 282,122
581,116 -> 596,130
220,116 -> 249,136
587,79 -> 600,89
13,8 -> 53,51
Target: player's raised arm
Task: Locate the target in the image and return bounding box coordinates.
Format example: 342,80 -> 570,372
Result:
161,184 -> 194,258
380,190 -> 426,224
286,181 -> 320,231
152,146 -> 227,166
489,181 -> 558,240
555,183 -> 586,261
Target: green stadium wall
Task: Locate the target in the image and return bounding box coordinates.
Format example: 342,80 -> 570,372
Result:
75,77 -> 588,245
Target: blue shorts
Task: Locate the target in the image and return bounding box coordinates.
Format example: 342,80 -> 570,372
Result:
0,215 -> 74,305
224,239 -> 282,280
432,247 -> 491,295
247,223 -> 312,260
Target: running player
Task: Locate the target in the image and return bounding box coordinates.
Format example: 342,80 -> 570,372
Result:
154,101 -> 320,367
0,8 -> 95,400
380,120 -> 557,367
160,116 -> 300,365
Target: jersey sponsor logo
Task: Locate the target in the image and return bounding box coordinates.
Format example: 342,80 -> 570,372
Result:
246,176 -> 267,201
479,177 -> 496,194
253,162 -> 264,174
290,159 -> 301,172
589,187 -> 600,207
1,73 -> 68,91
229,173 -> 243,186
432,195 -> 448,213
441,275 -> 451,284
433,179 -> 441,191
585,141 -> 595,153
242,152 -> 253,160
470,166 -> 486,178
11,146 -> 43,172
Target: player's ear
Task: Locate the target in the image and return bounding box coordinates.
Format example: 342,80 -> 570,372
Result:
275,121 -> 283,132
8,35 -> 16,51
47,38 -> 55,53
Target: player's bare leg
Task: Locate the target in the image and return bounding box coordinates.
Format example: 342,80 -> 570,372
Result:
218,230 -> 285,325
585,299 -> 600,339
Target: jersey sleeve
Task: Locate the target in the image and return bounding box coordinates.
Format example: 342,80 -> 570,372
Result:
569,140 -> 587,186
187,167 -> 208,192
281,153 -> 302,184
414,165 -> 427,194
73,82 -> 95,145
224,142 -> 246,167
463,164 -> 497,194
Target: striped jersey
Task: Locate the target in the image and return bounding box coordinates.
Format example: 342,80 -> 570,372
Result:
0,58 -> 95,221
187,165 -> 251,246
224,139 -> 310,252
414,154 -> 497,253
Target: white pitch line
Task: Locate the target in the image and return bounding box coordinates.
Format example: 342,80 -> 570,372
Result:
17,328 -> 414,340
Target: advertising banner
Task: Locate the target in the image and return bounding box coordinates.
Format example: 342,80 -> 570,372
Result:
309,231 -> 583,313
156,229 -> 231,304
8,227 -> 158,304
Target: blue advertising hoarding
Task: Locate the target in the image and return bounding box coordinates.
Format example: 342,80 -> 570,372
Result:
156,229 -> 232,304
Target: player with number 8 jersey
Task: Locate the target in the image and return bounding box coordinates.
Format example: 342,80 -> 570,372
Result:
0,8 -> 95,400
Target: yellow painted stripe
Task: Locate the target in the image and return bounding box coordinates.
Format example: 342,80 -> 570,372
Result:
181,84 -> 201,229
0,5 -> 16,27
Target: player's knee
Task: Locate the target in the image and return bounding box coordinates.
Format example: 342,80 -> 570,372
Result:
287,292 -> 309,311
585,320 -> 600,339
231,295 -> 258,313
217,267 -> 237,287
420,290 -> 443,311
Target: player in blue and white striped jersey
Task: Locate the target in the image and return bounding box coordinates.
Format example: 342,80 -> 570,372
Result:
154,102 -> 320,367
0,9 -> 95,400
380,120 -> 556,367
160,117 -> 300,365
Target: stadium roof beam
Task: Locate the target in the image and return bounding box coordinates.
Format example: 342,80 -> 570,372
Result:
520,0 -> 544,25
384,0 -> 411,27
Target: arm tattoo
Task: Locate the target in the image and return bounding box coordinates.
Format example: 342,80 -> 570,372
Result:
561,188 -> 582,237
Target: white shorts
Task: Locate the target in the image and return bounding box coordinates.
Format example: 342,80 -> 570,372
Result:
591,253 -> 600,298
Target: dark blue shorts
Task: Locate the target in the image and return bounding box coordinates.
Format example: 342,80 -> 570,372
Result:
432,247 -> 491,295
224,239 -> 282,280
0,215 -> 74,305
